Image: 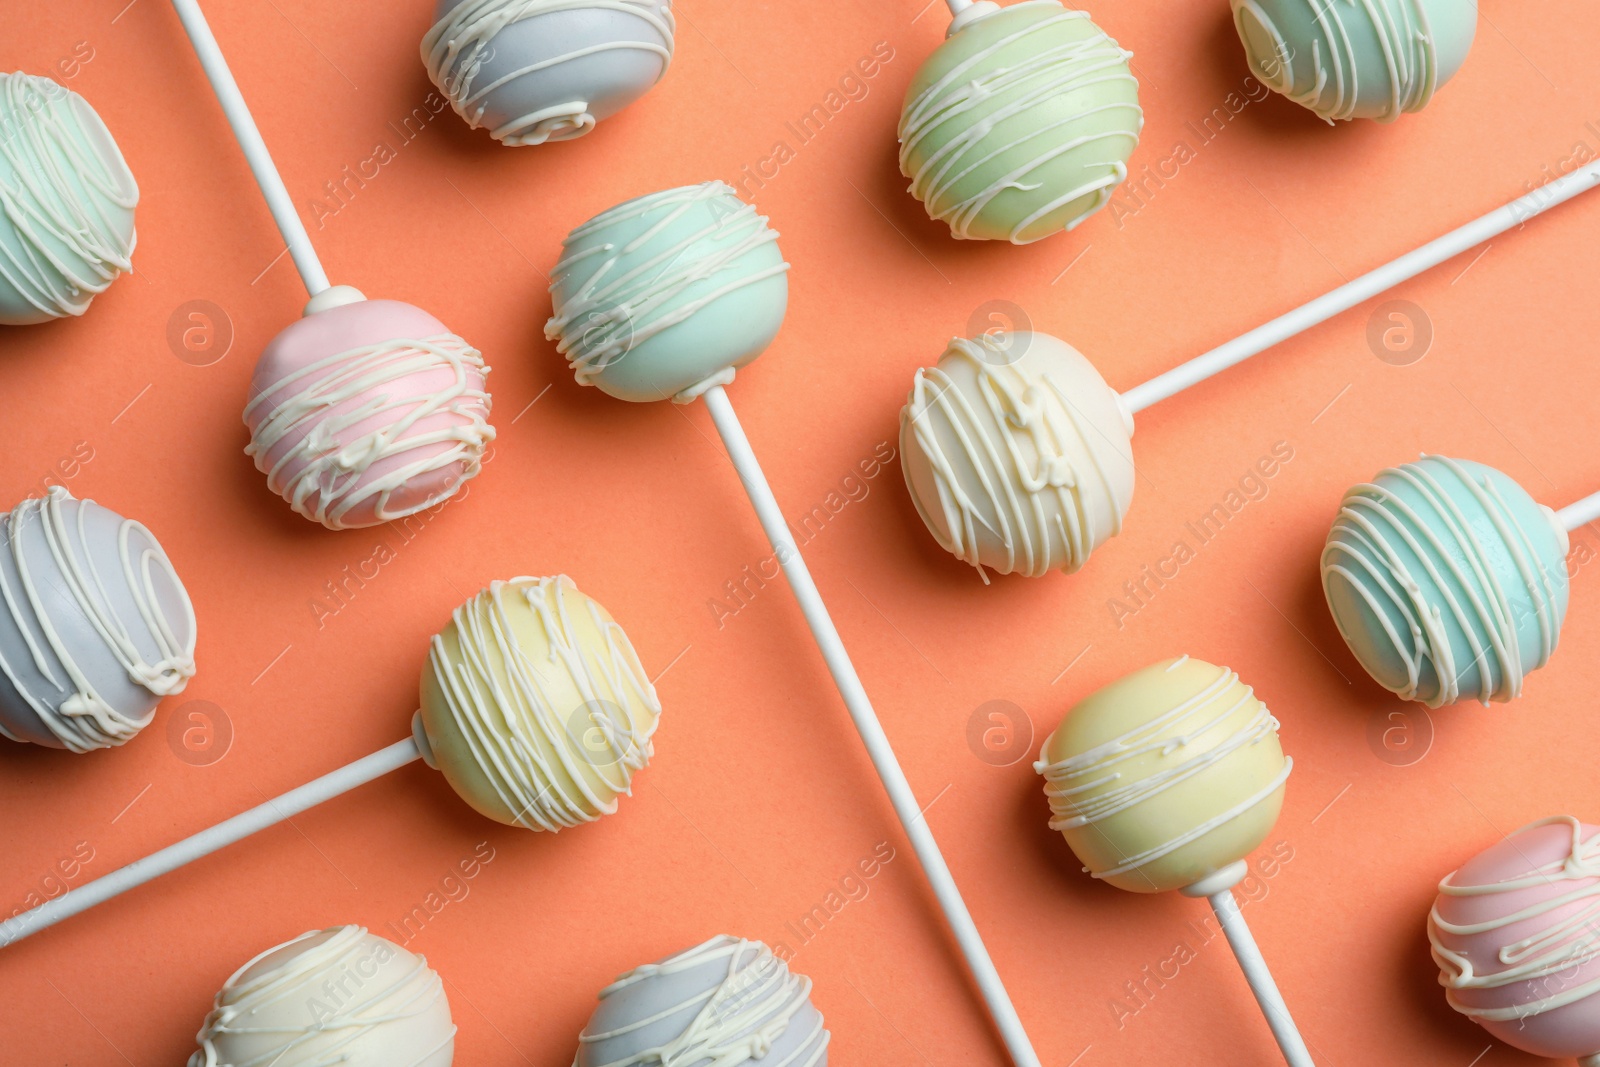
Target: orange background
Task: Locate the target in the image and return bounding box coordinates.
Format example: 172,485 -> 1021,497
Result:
2,1 -> 1598,1063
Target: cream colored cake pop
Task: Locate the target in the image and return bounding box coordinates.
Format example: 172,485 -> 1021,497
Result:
1036,656 -> 1290,893
190,926 -> 455,1067
418,574 -> 661,830
899,331 -> 1135,579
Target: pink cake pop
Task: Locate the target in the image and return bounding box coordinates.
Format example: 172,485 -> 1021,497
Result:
1430,816 -> 1600,1064
169,0 -> 495,531
243,289 -> 492,530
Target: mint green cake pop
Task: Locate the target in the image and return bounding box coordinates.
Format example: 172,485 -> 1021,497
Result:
1321,455 -> 1569,708
545,181 -> 789,402
1230,0 -> 1477,122
898,0 -> 1143,244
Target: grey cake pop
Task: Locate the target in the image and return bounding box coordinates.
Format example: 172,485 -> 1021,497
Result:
421,0 -> 675,147
575,936 -> 829,1066
0,487 -> 195,752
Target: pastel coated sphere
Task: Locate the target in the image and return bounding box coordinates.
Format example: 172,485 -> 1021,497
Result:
422,0 -> 675,146
1430,818 -> 1600,1061
0,72 -> 137,324
899,1 -> 1142,243
1037,656 -> 1290,894
0,488 -> 196,752
1230,0 -> 1477,121
546,181 -> 789,402
899,331 -> 1135,578
1322,455 -> 1569,708
190,926 -> 455,1067
243,290 -> 495,531
419,575 -> 661,830
576,936 -> 829,1066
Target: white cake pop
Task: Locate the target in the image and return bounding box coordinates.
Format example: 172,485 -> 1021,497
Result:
422,0 -> 675,146
190,926 -> 455,1067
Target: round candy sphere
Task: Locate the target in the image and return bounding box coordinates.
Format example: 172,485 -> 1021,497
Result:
1230,0 -> 1477,122
1036,656 -> 1291,894
546,181 -> 789,402
898,0 -> 1143,243
190,925 -> 455,1067
899,331 -> 1135,578
0,72 -> 137,324
422,0 -> 675,146
243,286 -> 495,531
418,575 -> 661,830
1430,817 -> 1600,1063
0,488 -> 196,752
1321,454 -> 1568,708
575,935 -> 829,1066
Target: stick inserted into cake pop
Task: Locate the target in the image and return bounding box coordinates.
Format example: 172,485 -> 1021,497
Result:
901,157 -> 1600,578
168,0 -> 495,531
1037,656 -> 1312,1066
0,576 -> 662,947
1322,456 -> 1598,708
545,181 -> 1041,1067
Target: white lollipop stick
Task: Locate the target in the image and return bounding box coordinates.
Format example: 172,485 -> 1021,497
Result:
701,384 -> 1041,1067
0,737 -> 420,948
1559,489 -> 1600,531
168,0 -> 329,296
1182,862 -> 1314,1067
1120,159 -> 1600,415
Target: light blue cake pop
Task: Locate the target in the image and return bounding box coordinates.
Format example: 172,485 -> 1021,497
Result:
574,936 -> 828,1067
545,181 -> 789,403
1321,455 -> 1569,708
0,72 -> 138,324
1229,0 -> 1477,122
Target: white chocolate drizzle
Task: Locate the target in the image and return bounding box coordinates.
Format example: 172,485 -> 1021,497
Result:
422,0 -> 676,146
428,576 -> 660,831
0,72 -> 137,318
546,181 -> 788,387
1321,454 -> 1563,707
0,488 -> 195,752
898,2 -> 1142,242
1233,0 -> 1441,122
1035,657 -> 1292,880
242,333 -> 495,531
578,936 -> 828,1067
902,335 -> 1128,579
1430,816 -> 1600,1024
190,926 -> 454,1067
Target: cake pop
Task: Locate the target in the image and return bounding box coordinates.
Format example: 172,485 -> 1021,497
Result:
548,181 -> 1041,1066
1430,816 -> 1600,1064
1,575 -> 660,945
900,332 -> 1135,577
169,0 -> 496,531
0,488 -> 196,752
1323,455 -> 1594,708
0,71 -> 137,324
899,0 -> 1143,243
422,0 -> 675,147
547,181 -> 787,402
190,926 -> 455,1067
243,288 -> 494,530
899,158 -> 1600,577
1230,0 -> 1477,123
574,936 -> 829,1066
1038,656 -> 1309,1065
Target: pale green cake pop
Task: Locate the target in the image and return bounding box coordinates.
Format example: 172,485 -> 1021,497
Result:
898,0 -> 1143,244
1230,0 -> 1478,122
